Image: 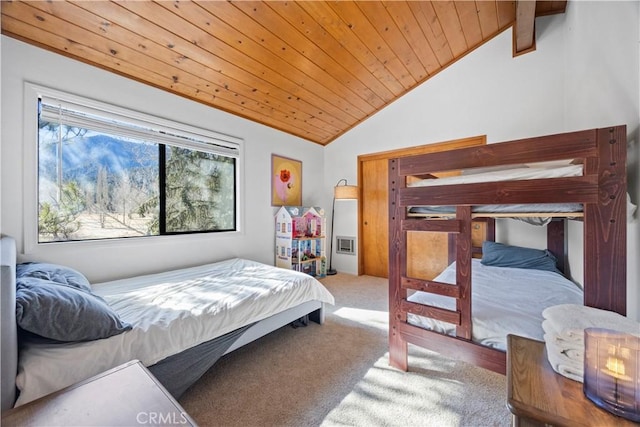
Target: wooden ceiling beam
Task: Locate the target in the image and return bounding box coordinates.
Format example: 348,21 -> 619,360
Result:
535,1 -> 568,18
513,0 -> 537,57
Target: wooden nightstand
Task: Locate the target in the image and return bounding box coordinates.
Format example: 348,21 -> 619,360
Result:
506,334 -> 637,427
2,360 -> 197,426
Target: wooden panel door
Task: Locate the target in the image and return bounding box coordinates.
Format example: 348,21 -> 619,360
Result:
358,136 -> 486,278
361,158 -> 389,278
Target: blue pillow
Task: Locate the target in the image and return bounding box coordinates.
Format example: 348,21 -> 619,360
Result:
480,241 -> 561,274
15,277 -> 132,342
17,262 -> 92,293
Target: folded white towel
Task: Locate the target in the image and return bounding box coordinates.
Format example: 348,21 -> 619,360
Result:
542,319 -> 572,342
541,318 -> 555,335
542,321 -> 585,351
542,304 -> 640,383
543,333 -> 584,360
544,338 -> 584,382
542,304 -> 640,344
545,353 -> 584,382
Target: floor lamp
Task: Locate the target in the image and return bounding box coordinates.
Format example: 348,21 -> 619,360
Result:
327,179 -> 358,275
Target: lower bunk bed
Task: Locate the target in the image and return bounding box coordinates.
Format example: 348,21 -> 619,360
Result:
406,255 -> 583,351
0,235 -> 335,410
388,125 -> 629,374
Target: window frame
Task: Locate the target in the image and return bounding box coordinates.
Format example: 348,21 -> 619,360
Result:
24,82 -> 245,252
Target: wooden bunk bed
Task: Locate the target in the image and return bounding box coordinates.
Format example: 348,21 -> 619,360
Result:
387,125 -> 628,375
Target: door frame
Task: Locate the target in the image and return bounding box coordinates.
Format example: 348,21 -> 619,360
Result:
356,135 -> 487,276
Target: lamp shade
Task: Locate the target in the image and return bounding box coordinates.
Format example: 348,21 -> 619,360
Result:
334,184 -> 358,200
583,328 -> 640,422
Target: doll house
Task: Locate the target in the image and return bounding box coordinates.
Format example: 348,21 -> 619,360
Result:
275,206 -> 326,277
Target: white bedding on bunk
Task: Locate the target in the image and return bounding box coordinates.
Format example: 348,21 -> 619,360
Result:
407,164 -> 586,223
15,258 -> 335,406
408,163 -> 584,188
406,259 -> 583,351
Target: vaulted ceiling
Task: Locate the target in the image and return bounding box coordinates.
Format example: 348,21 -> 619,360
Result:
1,1 -> 566,145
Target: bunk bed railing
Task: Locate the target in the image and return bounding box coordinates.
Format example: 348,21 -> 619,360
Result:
397,128 -> 599,175
401,277 -> 461,298
401,300 -> 459,324
400,176 -> 599,206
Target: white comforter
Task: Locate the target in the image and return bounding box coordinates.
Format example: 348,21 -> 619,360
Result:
15,258 -> 334,406
407,259 -> 583,351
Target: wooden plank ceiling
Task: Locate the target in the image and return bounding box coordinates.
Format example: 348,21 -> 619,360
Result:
1,1 -> 566,146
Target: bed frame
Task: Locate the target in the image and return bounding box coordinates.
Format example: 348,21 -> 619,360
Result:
0,235 -> 325,411
1,236 -> 18,411
388,125 -> 628,375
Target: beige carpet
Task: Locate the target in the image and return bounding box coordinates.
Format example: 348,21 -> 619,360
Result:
179,274 -> 511,427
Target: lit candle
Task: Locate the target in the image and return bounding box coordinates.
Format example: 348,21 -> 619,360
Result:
604,356 -> 627,379
583,328 -> 640,422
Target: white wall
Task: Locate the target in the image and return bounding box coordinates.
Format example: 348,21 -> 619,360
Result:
562,1 -> 640,320
0,36 -> 323,283
325,2 -> 640,320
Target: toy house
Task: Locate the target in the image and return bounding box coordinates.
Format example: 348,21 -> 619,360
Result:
275,206 -> 326,277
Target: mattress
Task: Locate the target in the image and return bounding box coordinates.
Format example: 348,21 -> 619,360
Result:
408,163 -> 584,188
408,203 -> 583,215
15,258 -> 335,406
407,163 -> 584,223
406,259 -> 584,351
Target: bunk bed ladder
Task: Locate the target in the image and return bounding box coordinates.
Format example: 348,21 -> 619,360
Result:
398,208 -> 474,338
388,159 -> 474,371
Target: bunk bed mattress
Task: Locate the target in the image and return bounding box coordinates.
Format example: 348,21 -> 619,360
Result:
409,203 -> 583,215
408,163 -> 584,218
15,258 -> 335,406
408,163 -> 584,188
406,259 -> 583,351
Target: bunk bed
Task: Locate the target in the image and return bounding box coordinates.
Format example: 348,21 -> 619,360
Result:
388,125 -> 628,374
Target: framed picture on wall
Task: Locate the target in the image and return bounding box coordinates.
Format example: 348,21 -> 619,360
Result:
271,154 -> 302,206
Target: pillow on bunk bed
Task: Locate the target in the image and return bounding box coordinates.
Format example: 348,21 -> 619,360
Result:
15,276 -> 132,342
480,241 -> 561,274
17,262 -> 92,293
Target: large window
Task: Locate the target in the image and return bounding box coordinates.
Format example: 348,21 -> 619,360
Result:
36,91 -> 241,243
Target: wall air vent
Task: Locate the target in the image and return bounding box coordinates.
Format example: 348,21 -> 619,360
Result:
336,236 -> 356,255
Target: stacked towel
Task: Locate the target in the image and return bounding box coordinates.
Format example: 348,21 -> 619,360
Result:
543,332 -> 584,382
541,304 -> 640,383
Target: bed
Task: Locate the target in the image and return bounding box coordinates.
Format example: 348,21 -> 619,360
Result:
406,258 -> 584,351
388,125 -> 629,374
0,236 -> 335,410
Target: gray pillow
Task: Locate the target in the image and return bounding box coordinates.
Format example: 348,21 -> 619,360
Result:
17,262 -> 92,292
15,277 -> 132,342
480,241 -> 561,274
